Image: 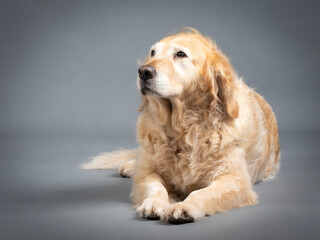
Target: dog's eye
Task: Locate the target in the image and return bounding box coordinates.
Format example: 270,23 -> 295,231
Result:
176,51 -> 187,58
151,50 -> 156,57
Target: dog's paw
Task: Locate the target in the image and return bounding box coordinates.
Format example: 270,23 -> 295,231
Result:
162,202 -> 204,224
137,198 -> 170,220
118,160 -> 135,178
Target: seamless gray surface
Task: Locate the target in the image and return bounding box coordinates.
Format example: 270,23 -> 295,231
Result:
1,0 -> 320,240
0,133 -> 320,240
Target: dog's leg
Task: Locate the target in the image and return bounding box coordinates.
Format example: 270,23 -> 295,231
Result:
132,172 -> 171,220
163,150 -> 257,224
118,159 -> 136,178
163,173 -> 257,224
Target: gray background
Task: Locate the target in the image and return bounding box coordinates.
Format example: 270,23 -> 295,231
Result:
1,0 -> 320,136
1,0 -> 320,240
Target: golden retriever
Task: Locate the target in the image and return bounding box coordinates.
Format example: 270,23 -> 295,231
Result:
83,28 -> 280,224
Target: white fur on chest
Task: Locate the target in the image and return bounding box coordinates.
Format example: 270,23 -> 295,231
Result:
152,127 -> 222,196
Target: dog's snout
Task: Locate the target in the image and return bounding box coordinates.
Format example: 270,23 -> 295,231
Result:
138,65 -> 156,81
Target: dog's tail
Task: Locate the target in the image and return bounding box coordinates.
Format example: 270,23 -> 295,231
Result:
81,149 -> 139,170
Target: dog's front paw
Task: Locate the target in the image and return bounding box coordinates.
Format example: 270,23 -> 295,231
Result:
137,198 -> 170,220
162,202 -> 205,224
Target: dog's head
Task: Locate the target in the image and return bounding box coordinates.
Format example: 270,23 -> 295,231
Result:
137,28 -> 239,118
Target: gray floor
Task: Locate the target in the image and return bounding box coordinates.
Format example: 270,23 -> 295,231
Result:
0,132 -> 319,240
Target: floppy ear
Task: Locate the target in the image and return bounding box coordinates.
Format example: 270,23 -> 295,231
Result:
207,48 -> 239,118
215,70 -> 239,118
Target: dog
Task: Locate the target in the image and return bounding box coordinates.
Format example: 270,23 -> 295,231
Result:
83,28 -> 280,224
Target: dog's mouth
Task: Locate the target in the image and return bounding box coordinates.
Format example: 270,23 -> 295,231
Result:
140,81 -> 159,96
141,86 -> 158,96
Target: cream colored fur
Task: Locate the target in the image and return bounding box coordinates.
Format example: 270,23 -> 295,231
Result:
83,28 -> 280,224
82,149 -> 138,177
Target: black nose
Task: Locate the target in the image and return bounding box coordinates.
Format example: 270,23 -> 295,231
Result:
138,65 -> 156,81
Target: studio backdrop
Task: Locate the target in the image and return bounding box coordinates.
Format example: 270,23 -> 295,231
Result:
1,0 -> 319,137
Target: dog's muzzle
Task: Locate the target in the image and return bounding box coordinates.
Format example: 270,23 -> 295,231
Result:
138,65 -> 157,95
